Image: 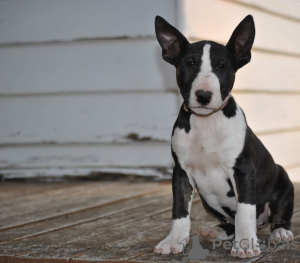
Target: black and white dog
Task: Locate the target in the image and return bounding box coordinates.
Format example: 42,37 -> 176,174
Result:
153,15 -> 294,258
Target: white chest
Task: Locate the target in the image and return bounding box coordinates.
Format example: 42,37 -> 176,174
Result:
171,106 -> 247,216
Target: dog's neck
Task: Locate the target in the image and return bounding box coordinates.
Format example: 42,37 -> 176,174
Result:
184,96 -> 231,118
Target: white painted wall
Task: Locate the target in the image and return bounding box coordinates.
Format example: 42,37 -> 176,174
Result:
0,0 -> 300,182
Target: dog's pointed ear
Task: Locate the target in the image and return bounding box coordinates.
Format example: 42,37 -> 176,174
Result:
226,15 -> 255,70
155,16 -> 189,65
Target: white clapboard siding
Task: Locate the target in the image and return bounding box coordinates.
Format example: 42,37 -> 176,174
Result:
0,0 -> 176,44
183,0 -> 300,55
233,0 -> 300,21
233,94 -> 300,135
0,131 -> 298,177
0,93 -> 178,144
234,51 -> 300,92
0,39 -> 176,95
259,130 -> 300,169
1,93 -> 299,145
1,41 -> 300,95
287,166 -> 300,183
0,143 -> 172,169
0,0 -> 299,182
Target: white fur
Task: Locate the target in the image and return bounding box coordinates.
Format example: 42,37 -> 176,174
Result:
270,228 -> 294,243
189,44 -> 224,115
154,187 -> 194,254
154,217 -> 191,254
231,203 -> 261,258
172,103 -> 246,219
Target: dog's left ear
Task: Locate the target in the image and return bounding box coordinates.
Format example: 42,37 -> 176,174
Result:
226,15 -> 255,70
155,16 -> 189,65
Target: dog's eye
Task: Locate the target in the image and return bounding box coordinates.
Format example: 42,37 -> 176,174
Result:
218,63 -> 226,69
186,61 -> 195,67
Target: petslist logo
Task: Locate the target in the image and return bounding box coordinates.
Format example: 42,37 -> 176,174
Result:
179,235 -> 300,260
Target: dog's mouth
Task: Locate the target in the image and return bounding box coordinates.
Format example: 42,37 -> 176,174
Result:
187,106 -> 216,116
190,106 -> 216,110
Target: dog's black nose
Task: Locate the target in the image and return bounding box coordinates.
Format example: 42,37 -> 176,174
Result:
195,90 -> 212,106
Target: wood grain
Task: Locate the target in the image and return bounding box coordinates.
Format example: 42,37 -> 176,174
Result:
0,181 -> 299,262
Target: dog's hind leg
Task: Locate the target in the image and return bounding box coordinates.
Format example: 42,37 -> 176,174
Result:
269,165 -> 294,243
197,223 -> 235,240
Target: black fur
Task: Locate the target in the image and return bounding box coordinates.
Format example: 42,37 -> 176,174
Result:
226,179 -> 235,198
174,40 -> 237,107
234,123 -> 294,228
199,193 -> 227,224
172,162 -> 194,219
222,96 -> 237,118
172,105 -> 191,135
218,223 -> 235,237
171,106 -> 193,220
222,206 -> 237,218
226,15 -> 255,70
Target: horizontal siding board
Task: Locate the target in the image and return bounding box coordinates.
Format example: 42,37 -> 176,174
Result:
0,143 -> 172,170
0,0 -> 176,44
233,93 -> 300,135
287,166 -> 300,183
232,0 -> 300,21
0,93 -> 299,145
234,51 -> 300,92
0,132 -> 299,177
1,40 -> 299,95
0,93 -> 178,144
259,130 -> 300,170
184,0 -> 300,55
0,39 -> 176,95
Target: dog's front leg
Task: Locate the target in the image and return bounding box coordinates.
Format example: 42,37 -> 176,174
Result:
154,165 -> 194,254
230,157 -> 261,258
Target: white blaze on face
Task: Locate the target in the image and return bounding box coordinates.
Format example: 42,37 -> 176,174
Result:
189,44 -> 223,115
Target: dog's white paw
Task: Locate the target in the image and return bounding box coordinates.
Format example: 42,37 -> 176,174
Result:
197,226 -> 233,240
270,228 -> 294,243
154,235 -> 189,254
230,236 -> 261,258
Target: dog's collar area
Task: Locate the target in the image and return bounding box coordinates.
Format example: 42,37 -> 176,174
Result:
184,97 -> 231,117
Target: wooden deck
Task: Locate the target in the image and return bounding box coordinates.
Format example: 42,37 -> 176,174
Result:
0,180 -> 299,263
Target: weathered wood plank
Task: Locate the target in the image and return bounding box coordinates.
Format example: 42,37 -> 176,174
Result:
71,185 -> 300,262
0,182 -> 299,262
130,190 -> 300,262
0,182 -> 165,230
0,189 -> 172,243
0,181 -> 115,207
0,182 -> 77,201
0,143 -> 173,180
0,0 -> 176,44
3,199 -> 199,262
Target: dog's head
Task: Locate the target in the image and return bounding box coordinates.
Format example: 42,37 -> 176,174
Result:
155,15 -> 255,115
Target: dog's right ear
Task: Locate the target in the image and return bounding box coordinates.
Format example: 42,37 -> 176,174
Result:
155,16 -> 189,65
